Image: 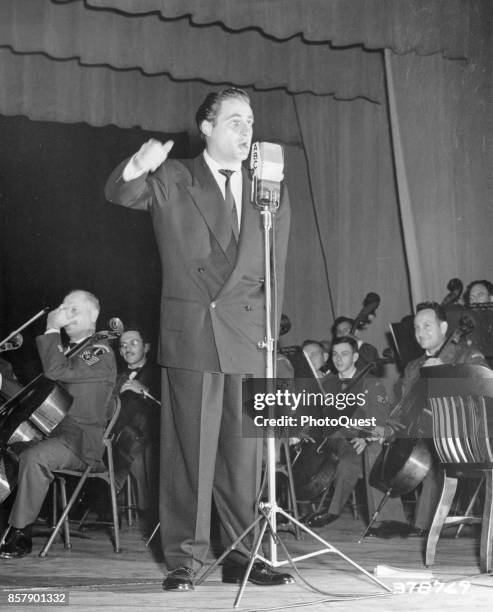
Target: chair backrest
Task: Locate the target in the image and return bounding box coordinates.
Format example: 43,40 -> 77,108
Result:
423,364 -> 493,466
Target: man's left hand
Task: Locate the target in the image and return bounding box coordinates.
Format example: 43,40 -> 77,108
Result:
120,379 -> 147,396
350,437 -> 367,455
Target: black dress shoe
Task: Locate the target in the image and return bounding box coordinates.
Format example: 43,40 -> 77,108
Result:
304,511 -> 339,528
0,529 -> 33,559
409,527 -> 428,537
162,567 -> 195,591
222,561 -> 295,586
367,521 -> 413,539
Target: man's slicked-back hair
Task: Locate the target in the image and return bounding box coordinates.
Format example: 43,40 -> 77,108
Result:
416,301 -> 447,323
120,322 -> 151,345
332,335 -> 358,353
195,87 -> 251,135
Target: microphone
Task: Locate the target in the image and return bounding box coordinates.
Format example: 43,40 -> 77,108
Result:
250,142 -> 284,210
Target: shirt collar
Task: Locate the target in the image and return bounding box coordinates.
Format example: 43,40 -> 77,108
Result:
203,149 -> 242,174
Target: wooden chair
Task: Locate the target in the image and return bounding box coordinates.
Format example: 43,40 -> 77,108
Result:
422,364 -> 493,572
39,397 -> 121,557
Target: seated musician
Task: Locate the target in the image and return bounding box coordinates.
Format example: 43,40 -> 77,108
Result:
464,280 -> 493,306
113,325 -> 160,532
331,316 -> 382,376
374,301 -> 488,537
0,290 -> 116,558
303,337 -> 406,528
302,340 -> 329,378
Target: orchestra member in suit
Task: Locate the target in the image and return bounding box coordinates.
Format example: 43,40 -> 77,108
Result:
0,290 -> 116,558
331,316 -> 382,376
105,88 -> 292,590
113,326 -> 160,532
302,337 -> 406,528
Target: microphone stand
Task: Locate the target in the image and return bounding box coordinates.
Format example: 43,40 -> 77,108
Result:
196,181 -> 391,607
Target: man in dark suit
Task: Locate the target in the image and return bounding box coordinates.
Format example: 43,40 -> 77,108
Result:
105,88 -> 292,590
113,326 -> 160,532
0,290 -> 116,558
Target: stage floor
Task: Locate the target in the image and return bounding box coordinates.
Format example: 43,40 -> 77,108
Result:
0,512 -> 491,611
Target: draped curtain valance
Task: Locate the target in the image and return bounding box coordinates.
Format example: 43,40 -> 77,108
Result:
0,0 -> 385,102
79,0 -> 481,58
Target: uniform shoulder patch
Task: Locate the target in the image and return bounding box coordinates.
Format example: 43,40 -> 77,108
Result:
78,348 -> 101,366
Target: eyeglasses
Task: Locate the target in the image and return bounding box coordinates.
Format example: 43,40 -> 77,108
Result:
120,339 -> 143,349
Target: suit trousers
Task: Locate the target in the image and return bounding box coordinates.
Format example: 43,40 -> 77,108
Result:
159,367 -> 262,572
9,438 -> 87,529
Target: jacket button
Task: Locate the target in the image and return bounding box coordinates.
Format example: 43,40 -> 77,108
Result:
198,267 -> 205,273
211,302 -> 216,309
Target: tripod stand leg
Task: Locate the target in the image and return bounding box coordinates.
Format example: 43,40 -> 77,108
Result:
195,514 -> 262,586
234,517 -> 269,608
280,438 -> 302,539
358,489 -> 392,543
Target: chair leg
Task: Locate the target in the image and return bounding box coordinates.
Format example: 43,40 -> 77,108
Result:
106,446 -> 121,553
455,475 -> 484,538
426,475 -> 458,567
39,466 -> 92,558
59,477 -> 71,550
0,525 -> 11,547
480,470 -> 493,573
51,479 -> 57,528
145,521 -> 160,547
126,475 -> 133,527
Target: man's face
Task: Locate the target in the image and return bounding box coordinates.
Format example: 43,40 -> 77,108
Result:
469,283 -> 490,304
303,344 -> 328,372
119,331 -> 149,368
62,292 -> 98,341
414,309 -> 447,352
335,321 -> 352,338
332,342 -> 358,376
202,97 -> 253,166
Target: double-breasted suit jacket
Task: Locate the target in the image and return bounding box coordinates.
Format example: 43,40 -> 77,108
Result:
105,154 -> 290,376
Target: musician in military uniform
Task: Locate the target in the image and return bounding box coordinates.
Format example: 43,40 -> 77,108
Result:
0,290 -> 116,558
303,336 -> 406,528
373,301 -> 488,536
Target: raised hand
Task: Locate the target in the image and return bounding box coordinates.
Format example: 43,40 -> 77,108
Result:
134,139 -> 174,173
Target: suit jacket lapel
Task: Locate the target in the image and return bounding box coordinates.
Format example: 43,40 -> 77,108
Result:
186,155 -> 234,256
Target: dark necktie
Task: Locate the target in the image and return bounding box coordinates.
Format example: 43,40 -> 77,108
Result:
219,169 -> 239,241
